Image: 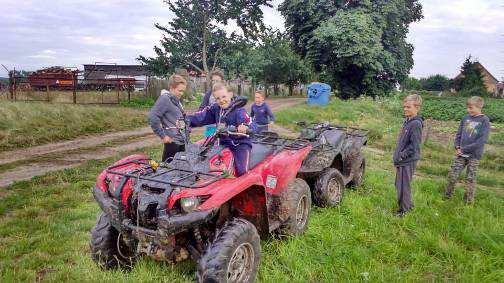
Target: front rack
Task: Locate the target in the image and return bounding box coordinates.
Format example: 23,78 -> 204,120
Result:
106,159 -> 224,188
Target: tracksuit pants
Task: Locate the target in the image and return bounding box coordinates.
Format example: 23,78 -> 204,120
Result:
229,143 -> 251,177
395,162 -> 417,212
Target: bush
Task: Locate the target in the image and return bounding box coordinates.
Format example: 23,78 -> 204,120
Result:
119,97 -> 156,108
419,74 -> 450,91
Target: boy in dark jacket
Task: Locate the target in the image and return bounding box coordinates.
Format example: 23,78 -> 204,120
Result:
393,94 -> 423,217
149,74 -> 187,162
444,96 -> 490,204
189,83 -> 256,176
198,70 -> 225,137
198,69 -> 224,110
251,90 -> 275,133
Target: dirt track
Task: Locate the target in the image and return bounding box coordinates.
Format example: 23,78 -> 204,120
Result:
0,98 -> 304,187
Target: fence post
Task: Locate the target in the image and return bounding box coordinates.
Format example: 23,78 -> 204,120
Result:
11,68 -> 17,101
116,80 -> 120,104
73,71 -> 77,104
8,71 -> 13,100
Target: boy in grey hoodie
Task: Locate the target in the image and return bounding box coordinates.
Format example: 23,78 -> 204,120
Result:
393,94 -> 423,217
445,96 -> 490,204
149,74 -> 187,162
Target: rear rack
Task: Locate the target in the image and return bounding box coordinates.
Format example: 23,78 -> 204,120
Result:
252,133 -> 311,150
106,159 -> 224,188
298,122 -> 368,138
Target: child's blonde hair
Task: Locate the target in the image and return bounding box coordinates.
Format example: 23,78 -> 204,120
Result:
168,74 -> 187,89
403,94 -> 422,107
467,96 -> 484,109
212,82 -> 230,93
255,90 -> 265,98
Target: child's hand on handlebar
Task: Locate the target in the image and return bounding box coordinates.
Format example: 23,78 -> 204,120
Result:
237,124 -> 248,134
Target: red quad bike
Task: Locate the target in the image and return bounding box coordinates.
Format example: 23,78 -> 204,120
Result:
90,97 -> 367,282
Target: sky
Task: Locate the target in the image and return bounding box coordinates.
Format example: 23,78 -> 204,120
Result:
1,0 -> 502,80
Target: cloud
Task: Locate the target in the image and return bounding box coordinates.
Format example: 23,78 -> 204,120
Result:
0,0 -> 502,81
408,0 -> 503,79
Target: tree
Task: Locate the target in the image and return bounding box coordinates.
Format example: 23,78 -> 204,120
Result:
138,0 -> 272,83
453,56 -> 489,96
220,30 -> 313,96
280,0 -> 423,98
401,76 -> 422,91
258,31 -> 313,95
419,74 -> 450,91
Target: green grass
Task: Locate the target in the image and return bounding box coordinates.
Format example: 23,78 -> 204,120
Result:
0,97 -> 503,281
0,102 -> 148,151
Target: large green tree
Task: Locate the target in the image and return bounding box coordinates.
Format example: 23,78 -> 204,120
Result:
280,0 -> 423,98
138,0 -> 272,79
453,56 -> 489,97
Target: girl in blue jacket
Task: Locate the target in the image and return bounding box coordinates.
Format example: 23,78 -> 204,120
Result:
188,83 -> 256,176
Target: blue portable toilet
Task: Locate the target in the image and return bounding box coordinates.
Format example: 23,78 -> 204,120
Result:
307,82 -> 331,106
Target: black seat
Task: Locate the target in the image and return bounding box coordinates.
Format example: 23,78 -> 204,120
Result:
249,143 -> 274,169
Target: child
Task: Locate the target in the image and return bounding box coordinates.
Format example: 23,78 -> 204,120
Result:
444,96 -> 490,204
149,74 -> 187,162
188,83 -> 256,176
251,90 -> 275,133
393,94 -> 423,217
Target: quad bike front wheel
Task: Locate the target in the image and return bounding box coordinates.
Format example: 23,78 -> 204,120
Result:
197,218 -> 260,283
279,178 -> 312,236
90,212 -> 135,269
313,168 -> 345,207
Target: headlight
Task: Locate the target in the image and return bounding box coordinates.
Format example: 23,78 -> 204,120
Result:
180,197 -> 200,213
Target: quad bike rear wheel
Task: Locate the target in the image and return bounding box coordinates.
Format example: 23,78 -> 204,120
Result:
313,168 -> 345,207
279,178 -> 312,236
197,218 -> 260,283
90,212 -> 134,269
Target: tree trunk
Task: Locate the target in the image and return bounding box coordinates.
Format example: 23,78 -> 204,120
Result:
274,84 -> 279,96
202,14 -> 210,91
288,85 -> 293,96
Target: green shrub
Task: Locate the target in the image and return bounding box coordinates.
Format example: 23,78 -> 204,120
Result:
119,96 -> 156,108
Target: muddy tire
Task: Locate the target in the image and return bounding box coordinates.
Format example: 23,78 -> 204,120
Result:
279,178 -> 311,236
350,158 -> 365,188
313,168 -> 345,207
90,212 -> 134,269
197,218 -> 260,283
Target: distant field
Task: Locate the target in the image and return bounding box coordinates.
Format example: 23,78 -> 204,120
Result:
0,102 -> 148,151
399,92 -> 504,123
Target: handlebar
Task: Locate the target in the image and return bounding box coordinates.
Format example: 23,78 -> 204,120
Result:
217,125 -> 250,138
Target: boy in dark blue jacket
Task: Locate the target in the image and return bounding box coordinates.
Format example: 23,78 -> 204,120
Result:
198,70 -> 225,137
444,96 -> 490,204
251,90 -> 275,133
189,83 -> 256,176
393,94 -> 423,217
